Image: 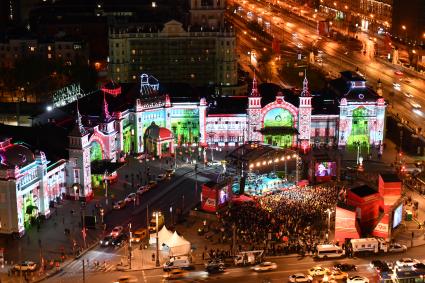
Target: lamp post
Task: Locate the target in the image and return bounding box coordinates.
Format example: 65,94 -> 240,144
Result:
100,208 -> 104,224
325,208 -> 332,242
128,222 -> 132,269
104,170 -> 109,205
174,144 -> 177,169
153,211 -> 161,267
402,25 -> 407,42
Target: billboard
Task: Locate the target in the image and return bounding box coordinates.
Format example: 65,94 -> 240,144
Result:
392,204 -> 403,228
315,162 -> 337,177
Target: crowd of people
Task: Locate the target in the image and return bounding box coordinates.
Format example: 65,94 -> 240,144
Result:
217,185 -> 344,256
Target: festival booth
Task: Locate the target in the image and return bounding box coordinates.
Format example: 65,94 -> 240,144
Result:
149,226 -> 173,245
162,231 -> 191,256
201,179 -> 232,212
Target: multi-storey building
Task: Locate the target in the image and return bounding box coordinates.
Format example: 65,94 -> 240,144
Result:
0,37 -> 89,68
0,137 -> 66,236
319,0 -> 392,32
108,20 -> 237,88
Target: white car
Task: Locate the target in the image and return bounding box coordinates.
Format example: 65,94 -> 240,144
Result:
396,258 -> 419,267
403,92 -> 413,98
393,83 -> 401,91
289,273 -> 313,283
410,101 -> 422,109
110,226 -> 124,238
253,261 -> 277,271
389,243 -> 407,253
125,193 -> 136,204
347,276 -> 369,283
308,266 -> 330,276
207,160 -> 221,166
14,261 -> 37,272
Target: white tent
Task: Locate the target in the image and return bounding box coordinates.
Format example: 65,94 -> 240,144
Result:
149,226 -> 173,245
163,231 -> 191,256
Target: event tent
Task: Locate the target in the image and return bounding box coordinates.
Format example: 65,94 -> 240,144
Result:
163,231 -> 191,256
149,226 -> 173,245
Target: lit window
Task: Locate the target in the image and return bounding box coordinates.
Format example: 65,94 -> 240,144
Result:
191,74 -> 195,78
152,1 -> 156,7
30,46 -> 35,52
132,75 -> 136,79
116,68 -> 120,72
131,49 -> 136,55
47,45 -> 51,51
47,54 -> 52,59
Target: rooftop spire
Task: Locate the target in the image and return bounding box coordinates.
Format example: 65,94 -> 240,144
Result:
250,73 -> 260,97
100,92 -> 112,122
301,71 -> 311,97
70,100 -> 87,136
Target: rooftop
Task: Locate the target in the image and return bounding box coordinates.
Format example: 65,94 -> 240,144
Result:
350,185 -> 378,197
380,173 -> 401,183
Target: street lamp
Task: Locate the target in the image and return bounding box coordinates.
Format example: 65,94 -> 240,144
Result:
153,211 -> 161,267
325,208 -> 333,242
128,223 -> 132,269
104,170 -> 109,205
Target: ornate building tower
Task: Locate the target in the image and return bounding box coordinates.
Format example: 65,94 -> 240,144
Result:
298,74 -> 312,152
98,93 -> 117,161
247,75 -> 262,142
66,102 -> 92,200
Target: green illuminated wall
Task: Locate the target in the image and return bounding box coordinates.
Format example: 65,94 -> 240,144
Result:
90,141 -> 102,161
170,109 -> 199,144
263,108 -> 293,148
22,194 -> 36,228
347,107 -> 369,146
123,124 -> 132,154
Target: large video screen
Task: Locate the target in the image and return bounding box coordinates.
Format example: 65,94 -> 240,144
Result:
393,204 -> 403,228
315,162 -> 337,177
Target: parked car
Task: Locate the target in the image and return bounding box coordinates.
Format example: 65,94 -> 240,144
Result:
205,260 -> 225,274
253,262 -> 277,272
396,258 -> 419,267
165,169 -> 175,178
100,235 -> 113,247
113,200 -> 126,210
308,266 -> 330,276
147,180 -> 158,189
14,261 -> 37,272
110,226 -> 124,238
388,243 -> 407,253
413,263 -> 425,271
156,174 -> 166,182
163,257 -> 192,271
347,276 -> 369,283
125,193 -> 136,204
288,273 -> 313,283
137,186 -> 148,195
334,263 -> 357,271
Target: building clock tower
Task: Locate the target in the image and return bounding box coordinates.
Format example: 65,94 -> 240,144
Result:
298,74 -> 312,152
247,75 -> 262,142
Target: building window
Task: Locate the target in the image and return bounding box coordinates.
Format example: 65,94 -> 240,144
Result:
131,49 -> 136,55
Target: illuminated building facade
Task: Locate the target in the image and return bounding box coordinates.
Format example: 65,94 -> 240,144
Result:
66,71 -> 385,197
0,137 -> 66,236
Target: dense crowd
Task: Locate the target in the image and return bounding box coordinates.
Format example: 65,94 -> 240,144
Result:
218,185 -> 343,255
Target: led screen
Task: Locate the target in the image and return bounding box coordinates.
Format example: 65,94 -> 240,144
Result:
315,162 -> 337,177
393,204 -> 403,228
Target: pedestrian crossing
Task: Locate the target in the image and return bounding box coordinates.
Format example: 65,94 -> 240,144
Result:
63,260 -> 116,275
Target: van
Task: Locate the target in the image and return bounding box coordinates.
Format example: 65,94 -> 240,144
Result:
315,244 -> 345,259
131,228 -> 148,243
163,256 -> 192,271
149,214 -> 165,233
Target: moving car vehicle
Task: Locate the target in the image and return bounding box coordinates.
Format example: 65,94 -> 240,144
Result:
131,228 -> 148,243
388,243 -> 407,253
205,261 -> 225,274
410,101 -> 422,109
396,258 -> 419,267
166,269 -> 188,279
308,266 -> 330,276
165,169 -> 175,178
329,270 -> 348,280
163,257 -> 192,271
347,276 -> 369,283
334,263 -> 357,271
110,226 -> 124,238
14,261 -> 37,272
403,92 -> 413,98
147,180 -> 158,189
393,83 -> 401,91
113,276 -> 138,283
112,234 -> 128,247
370,260 -> 391,273
113,200 -> 126,210
137,186 -> 148,195
288,273 -> 313,283
100,235 -> 113,247
253,262 -> 277,272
